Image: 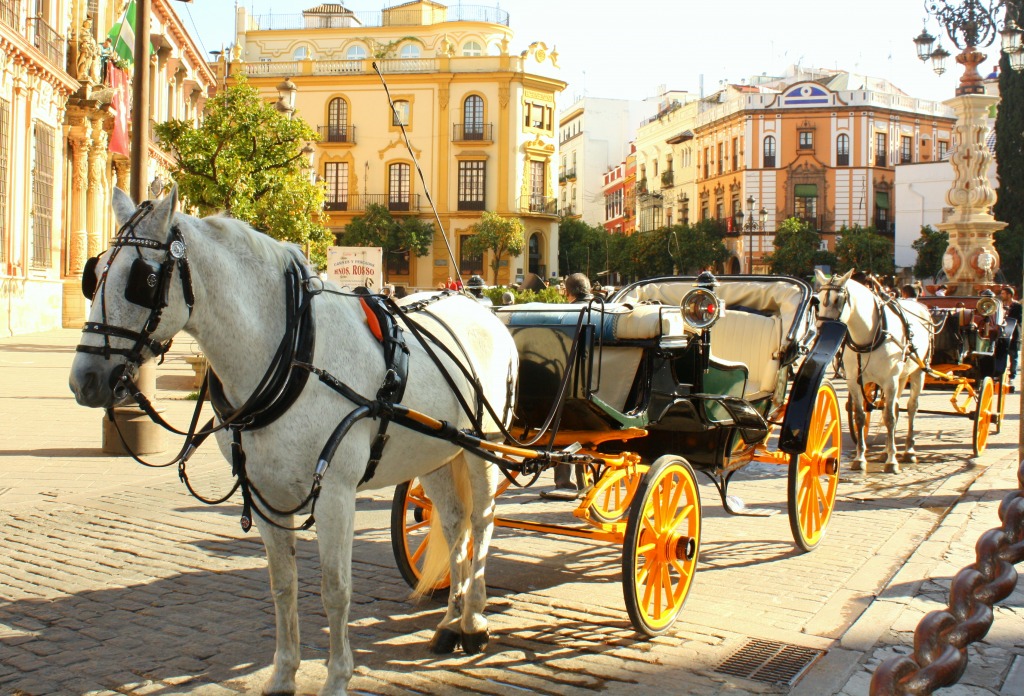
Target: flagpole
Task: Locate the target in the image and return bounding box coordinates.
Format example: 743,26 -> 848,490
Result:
130,0 -> 150,203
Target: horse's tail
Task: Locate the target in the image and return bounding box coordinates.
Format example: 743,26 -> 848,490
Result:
412,455 -> 472,598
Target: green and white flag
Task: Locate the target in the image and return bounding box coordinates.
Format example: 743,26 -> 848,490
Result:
107,0 -> 145,67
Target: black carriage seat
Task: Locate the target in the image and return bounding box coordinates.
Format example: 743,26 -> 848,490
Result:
618,280 -> 807,401
495,303 -> 689,429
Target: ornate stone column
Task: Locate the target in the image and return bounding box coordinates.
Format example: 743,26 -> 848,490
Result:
936,90 -> 1006,294
86,115 -> 109,257
112,156 -> 131,197
62,113 -> 92,327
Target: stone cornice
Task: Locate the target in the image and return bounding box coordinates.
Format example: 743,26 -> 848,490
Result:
0,30 -> 79,95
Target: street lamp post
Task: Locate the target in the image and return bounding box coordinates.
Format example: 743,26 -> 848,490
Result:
912,0 -> 1024,293
734,195 -> 768,274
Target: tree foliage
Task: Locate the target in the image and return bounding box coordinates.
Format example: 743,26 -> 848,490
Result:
995,48 -> 1024,234
911,225 -> 949,281
340,203 -> 433,281
153,76 -> 329,266
465,211 -> 526,284
557,217 -> 607,277
765,217 -> 834,278
834,225 -> 895,275
667,219 -> 730,274
995,225 -> 1024,288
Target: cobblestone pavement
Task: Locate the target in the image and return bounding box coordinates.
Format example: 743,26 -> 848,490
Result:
1,330 -> 1022,695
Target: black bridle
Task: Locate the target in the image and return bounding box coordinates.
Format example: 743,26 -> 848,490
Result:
77,200 -> 195,379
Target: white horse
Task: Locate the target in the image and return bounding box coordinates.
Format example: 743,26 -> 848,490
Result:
69,187 -> 518,696
814,269 -> 932,473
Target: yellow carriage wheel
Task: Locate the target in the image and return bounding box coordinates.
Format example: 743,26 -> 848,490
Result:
622,456 -> 701,636
973,377 -> 995,456
588,464 -> 649,524
788,380 -> 841,552
391,479 -> 450,594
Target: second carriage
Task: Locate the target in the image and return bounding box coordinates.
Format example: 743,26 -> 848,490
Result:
391,274 -> 847,635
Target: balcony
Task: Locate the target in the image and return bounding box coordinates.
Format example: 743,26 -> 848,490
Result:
661,170 -> 674,188
28,16 -> 63,67
876,153 -> 887,167
558,205 -> 576,217
343,193 -> 422,212
0,0 -> 18,30
248,6 -> 511,30
837,153 -> 849,166
518,195 -> 557,216
453,123 -> 492,142
325,197 -> 348,211
317,125 -> 356,144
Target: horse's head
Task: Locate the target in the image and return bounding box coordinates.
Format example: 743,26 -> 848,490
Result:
814,268 -> 855,322
70,186 -> 194,408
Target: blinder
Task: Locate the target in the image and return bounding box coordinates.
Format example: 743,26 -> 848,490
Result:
125,257 -> 167,310
82,255 -> 99,300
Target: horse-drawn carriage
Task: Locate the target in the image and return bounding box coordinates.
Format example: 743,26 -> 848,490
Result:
392,274 -> 847,635
816,270 -> 1011,465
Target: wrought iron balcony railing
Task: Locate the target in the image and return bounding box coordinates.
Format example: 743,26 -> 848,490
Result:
453,123 -> 492,141
29,16 -> 62,67
0,0 -> 18,31
347,193 -> 422,212
518,195 -> 557,216
317,125 -> 356,144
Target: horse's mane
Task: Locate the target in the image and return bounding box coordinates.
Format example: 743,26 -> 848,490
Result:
187,212 -> 305,275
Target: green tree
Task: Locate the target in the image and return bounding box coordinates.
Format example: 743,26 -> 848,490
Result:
465,211 -> 526,284
995,44 -> 1024,235
765,217 -> 835,277
153,76 -> 329,266
340,203 -> 433,282
911,225 -> 948,281
995,225 -> 1024,288
667,219 -> 730,274
557,216 -> 607,277
834,225 -> 895,275
617,228 -> 675,281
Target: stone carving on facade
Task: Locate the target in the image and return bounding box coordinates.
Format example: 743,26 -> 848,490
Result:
76,18 -> 99,83
439,87 -> 448,110
499,86 -> 509,109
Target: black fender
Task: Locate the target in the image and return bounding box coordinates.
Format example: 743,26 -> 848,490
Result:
779,320 -> 847,455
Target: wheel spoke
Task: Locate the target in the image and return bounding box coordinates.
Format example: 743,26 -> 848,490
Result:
410,538 -> 428,565
669,502 -> 696,529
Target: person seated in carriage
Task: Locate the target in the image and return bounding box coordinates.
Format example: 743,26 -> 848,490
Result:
541,272 -> 592,501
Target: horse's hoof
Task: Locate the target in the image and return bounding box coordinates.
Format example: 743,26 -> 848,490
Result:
461,630 -> 490,655
429,628 -> 462,654
850,460 -> 865,472
886,462 -> 902,474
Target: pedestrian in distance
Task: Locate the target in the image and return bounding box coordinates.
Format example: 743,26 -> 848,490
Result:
541,273 -> 592,501
999,286 -> 1021,380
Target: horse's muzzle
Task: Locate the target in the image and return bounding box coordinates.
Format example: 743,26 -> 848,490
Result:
69,361 -> 129,409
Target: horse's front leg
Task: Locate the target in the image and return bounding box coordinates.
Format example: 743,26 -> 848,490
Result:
903,371 -> 924,463
258,521 -> 301,695
847,377 -> 868,471
316,486 -> 358,696
882,380 -> 901,473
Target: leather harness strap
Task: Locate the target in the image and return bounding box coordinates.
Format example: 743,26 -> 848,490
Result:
354,289 -> 409,485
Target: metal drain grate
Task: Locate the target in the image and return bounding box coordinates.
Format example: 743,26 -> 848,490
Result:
714,638 -> 824,686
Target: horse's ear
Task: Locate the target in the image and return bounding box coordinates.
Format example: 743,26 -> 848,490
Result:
814,269 -> 828,287
112,187 -> 136,229
836,269 -> 855,285
150,184 -> 178,233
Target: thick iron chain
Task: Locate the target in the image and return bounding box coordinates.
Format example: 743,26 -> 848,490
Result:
870,458 -> 1024,695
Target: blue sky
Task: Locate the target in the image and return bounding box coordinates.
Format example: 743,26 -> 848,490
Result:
174,0 -> 1000,105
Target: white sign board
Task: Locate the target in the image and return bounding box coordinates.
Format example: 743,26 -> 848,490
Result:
327,246 -> 383,290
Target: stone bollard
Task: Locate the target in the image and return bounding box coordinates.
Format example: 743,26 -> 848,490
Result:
101,360 -> 167,455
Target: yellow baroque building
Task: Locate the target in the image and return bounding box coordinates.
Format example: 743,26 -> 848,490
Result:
228,1 -> 565,290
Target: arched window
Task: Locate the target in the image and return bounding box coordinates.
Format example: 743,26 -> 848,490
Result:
346,45 -> 367,60
327,98 -> 348,142
293,45 -> 311,60
399,43 -> 421,59
836,133 -> 850,166
463,95 -> 484,139
462,40 -> 483,56
763,136 -> 777,168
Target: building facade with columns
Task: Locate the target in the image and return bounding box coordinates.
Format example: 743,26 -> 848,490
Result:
633,68 -> 957,275
227,1 -> 565,289
61,0 -> 216,330
0,0 -> 78,336
0,0 -> 216,336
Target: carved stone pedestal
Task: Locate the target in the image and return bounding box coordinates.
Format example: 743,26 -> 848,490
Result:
100,361 -> 167,456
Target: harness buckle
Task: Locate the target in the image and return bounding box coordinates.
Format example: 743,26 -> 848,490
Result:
305,276 -> 325,295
